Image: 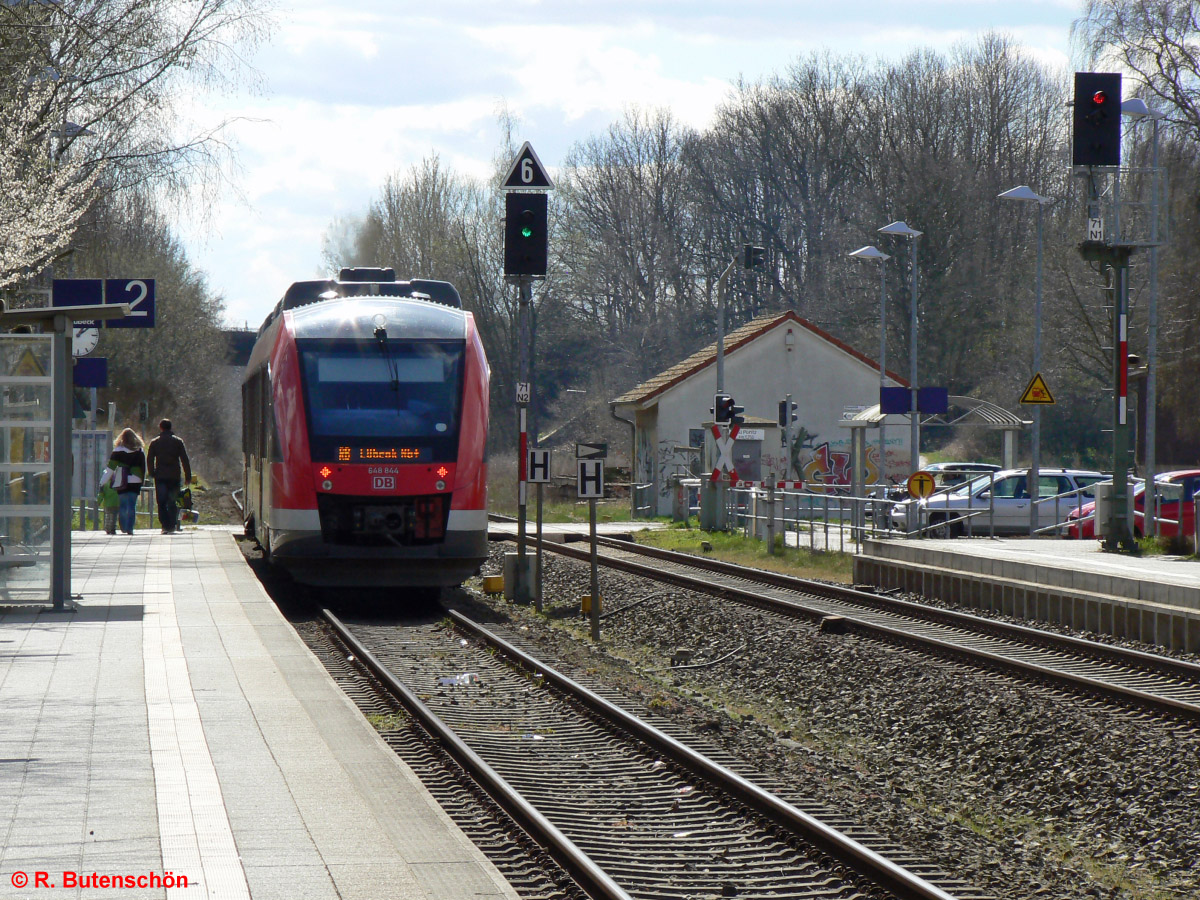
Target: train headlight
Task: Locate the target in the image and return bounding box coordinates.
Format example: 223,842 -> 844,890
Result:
322,479 -> 333,491
435,480 -> 446,491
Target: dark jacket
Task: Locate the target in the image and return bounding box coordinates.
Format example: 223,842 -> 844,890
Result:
147,431 -> 192,483
108,446 -> 146,494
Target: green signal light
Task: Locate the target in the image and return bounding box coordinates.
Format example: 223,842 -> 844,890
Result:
521,226 -> 533,238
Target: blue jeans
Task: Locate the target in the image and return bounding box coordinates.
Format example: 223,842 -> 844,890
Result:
118,492 -> 138,533
156,479 -> 181,532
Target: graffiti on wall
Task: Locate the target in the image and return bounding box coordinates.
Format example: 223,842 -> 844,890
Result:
658,439 -> 683,498
636,428 -> 655,488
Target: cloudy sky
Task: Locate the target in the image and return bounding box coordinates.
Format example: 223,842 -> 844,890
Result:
178,1 -> 1084,330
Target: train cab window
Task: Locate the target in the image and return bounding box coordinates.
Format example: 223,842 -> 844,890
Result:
298,339 -> 464,457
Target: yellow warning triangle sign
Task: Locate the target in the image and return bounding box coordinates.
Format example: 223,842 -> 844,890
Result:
1019,372 -> 1054,405
10,348 -> 46,377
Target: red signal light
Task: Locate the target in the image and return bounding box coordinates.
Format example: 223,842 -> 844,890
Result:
319,466 -> 331,478
1092,90 -> 1107,105
436,466 -> 448,478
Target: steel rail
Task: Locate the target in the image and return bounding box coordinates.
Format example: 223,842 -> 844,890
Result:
526,537 -> 1200,721
321,608 -> 634,900
447,609 -> 963,900
586,534 -> 1200,683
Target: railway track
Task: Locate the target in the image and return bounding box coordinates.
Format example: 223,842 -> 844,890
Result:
496,528 -> 1200,722
321,607 -> 995,900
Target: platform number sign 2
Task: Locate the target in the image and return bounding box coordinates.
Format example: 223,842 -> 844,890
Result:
52,278 -> 156,328
106,279 -> 155,328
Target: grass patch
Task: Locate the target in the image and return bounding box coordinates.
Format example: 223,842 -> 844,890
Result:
632,526 -> 854,583
365,713 -> 406,732
1136,533 -> 1196,556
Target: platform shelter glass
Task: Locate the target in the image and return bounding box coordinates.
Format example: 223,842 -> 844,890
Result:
0,335 -> 53,600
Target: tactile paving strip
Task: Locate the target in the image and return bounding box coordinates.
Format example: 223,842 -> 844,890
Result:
142,542 -> 250,898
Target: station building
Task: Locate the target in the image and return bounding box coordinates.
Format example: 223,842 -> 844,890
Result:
610,311 -> 908,517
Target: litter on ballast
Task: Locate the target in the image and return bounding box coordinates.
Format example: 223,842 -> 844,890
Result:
438,673 -> 480,686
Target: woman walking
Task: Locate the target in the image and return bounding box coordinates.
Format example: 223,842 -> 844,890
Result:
107,428 -> 146,535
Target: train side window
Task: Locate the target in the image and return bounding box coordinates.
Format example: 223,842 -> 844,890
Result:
242,369 -> 262,457
262,368 -> 283,462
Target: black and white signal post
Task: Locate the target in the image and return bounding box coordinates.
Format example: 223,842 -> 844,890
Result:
527,447 -> 551,612
503,141 -> 553,602
1073,72 -> 1139,551
576,442 -> 605,640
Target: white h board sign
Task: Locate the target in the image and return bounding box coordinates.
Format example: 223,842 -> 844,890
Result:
577,460 -> 603,499
528,449 -> 551,483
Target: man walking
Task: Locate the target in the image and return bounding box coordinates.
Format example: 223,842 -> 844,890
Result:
147,419 -> 192,534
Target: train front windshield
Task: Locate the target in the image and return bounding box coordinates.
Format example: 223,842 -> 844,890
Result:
299,339 -> 464,461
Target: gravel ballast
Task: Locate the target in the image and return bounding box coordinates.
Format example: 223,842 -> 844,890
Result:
449,542 -> 1200,900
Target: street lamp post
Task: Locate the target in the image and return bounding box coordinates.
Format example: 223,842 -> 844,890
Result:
1122,97 -> 1166,535
999,185 -> 1050,536
878,221 -> 923,473
849,245 -> 891,484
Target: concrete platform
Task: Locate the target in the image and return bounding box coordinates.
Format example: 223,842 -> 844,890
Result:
855,536 -> 1200,652
0,527 -> 520,900
488,519 -> 666,542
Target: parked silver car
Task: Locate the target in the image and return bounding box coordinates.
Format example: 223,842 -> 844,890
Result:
877,462 -> 1000,524
891,467 -> 1106,537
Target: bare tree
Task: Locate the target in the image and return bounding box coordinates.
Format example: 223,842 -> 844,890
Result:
559,108 -> 701,379
1074,0 -> 1200,137
0,0 -> 270,284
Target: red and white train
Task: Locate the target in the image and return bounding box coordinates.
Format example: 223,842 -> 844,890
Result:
242,268 -> 489,587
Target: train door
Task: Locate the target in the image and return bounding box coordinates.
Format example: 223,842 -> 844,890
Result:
258,367 -> 272,546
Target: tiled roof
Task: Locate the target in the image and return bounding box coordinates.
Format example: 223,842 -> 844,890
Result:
610,310 -> 907,407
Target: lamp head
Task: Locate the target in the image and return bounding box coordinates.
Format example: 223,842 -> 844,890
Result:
849,245 -> 891,261
878,220 -> 923,238
1121,97 -> 1166,119
998,185 -> 1050,204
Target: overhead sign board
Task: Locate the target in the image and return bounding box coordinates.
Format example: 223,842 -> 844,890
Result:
52,279 -> 155,328
576,442 -> 607,460
73,357 -> 107,388
917,386 -> 949,415
1019,373 -> 1055,405
880,386 -> 910,415
501,141 -> 554,191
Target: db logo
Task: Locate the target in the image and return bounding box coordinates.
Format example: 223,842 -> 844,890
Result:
372,476 -> 396,490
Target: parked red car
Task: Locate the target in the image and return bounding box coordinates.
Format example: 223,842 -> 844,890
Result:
1062,470 -> 1200,541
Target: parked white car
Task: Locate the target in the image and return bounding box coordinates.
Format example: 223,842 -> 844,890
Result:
890,467 -> 1106,537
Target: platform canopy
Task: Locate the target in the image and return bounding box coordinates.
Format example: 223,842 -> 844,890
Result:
842,395 -> 1030,429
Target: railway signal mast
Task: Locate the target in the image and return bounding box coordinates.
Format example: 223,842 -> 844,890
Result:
503,142 -> 553,602
702,245 -> 765,530
1073,72 -> 1138,551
